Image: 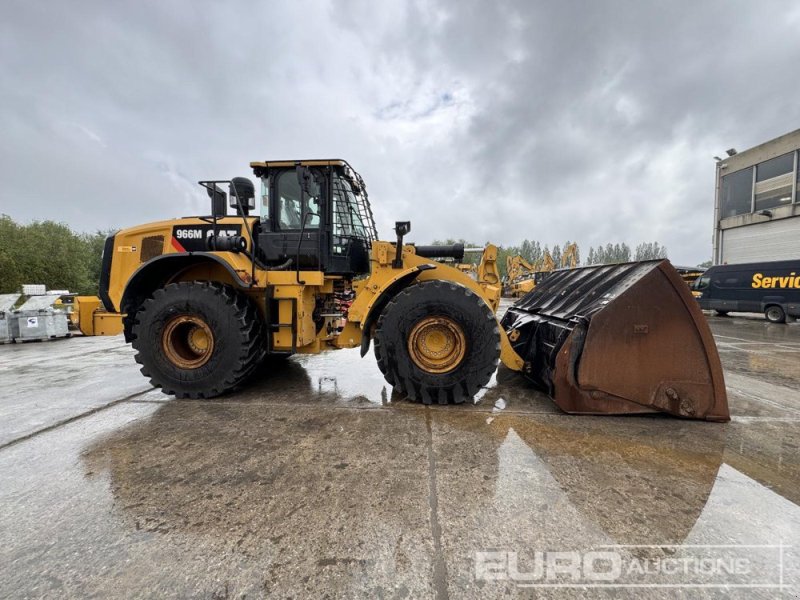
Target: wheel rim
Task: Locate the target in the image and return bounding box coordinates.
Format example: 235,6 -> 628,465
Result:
407,316 -> 466,374
161,315 -> 214,369
767,307 -> 782,321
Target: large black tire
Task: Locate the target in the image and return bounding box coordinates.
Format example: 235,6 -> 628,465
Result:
131,282 -> 264,398
715,310 -> 729,317
764,305 -> 786,324
373,280 -> 500,404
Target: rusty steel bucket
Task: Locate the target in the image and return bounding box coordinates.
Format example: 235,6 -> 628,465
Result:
500,260 -> 729,421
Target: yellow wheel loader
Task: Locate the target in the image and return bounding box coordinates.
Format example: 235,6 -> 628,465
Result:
82,159 -> 729,420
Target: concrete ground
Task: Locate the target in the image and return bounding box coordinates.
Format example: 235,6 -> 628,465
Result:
0,307 -> 798,598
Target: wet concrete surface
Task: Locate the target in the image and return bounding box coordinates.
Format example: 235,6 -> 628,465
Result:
0,336 -> 150,447
0,308 -> 798,598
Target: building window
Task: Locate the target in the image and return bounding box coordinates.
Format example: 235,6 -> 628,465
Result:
755,152 -> 794,211
720,168 -> 753,218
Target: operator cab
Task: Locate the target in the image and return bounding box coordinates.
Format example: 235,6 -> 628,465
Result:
250,160 -> 377,275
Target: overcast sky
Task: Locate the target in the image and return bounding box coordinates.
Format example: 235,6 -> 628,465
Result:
1,0 -> 799,264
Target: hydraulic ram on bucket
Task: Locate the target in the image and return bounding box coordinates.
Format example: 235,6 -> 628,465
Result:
500,260 -> 729,421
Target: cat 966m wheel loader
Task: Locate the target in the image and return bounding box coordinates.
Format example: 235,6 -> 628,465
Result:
81,159 -> 729,420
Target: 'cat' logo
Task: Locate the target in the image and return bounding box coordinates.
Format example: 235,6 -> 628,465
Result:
170,224 -> 242,252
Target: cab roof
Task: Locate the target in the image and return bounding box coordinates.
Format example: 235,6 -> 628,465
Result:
249,159 -> 348,169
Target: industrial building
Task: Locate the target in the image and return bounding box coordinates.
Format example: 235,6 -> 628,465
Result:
713,129 -> 800,264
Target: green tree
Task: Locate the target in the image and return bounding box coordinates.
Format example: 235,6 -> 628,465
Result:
620,243 -> 632,262
634,242 -> 668,261
82,230 -> 114,293
520,239 -> 533,262
0,216 -> 22,293
0,216 -> 110,295
551,244 -> 562,267
0,250 -> 21,293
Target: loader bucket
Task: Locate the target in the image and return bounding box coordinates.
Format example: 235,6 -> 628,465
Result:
500,260 -> 729,421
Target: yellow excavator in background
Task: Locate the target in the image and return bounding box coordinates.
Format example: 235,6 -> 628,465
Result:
455,263 -> 477,276
540,250 -> 556,274
504,249 -> 558,297
74,158 -> 729,420
504,255 -> 537,297
561,242 -> 578,269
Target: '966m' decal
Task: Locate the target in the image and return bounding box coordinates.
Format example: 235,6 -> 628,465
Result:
170,224 -> 242,252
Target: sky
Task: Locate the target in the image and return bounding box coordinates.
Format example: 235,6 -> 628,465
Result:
1,0 -> 799,265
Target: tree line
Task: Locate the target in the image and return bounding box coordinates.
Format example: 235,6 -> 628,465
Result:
432,238 -> 670,278
0,215 -> 109,295
586,242 -> 669,265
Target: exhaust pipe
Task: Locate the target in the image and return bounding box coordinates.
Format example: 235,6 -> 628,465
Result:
413,243 -> 465,261
500,260 -> 729,421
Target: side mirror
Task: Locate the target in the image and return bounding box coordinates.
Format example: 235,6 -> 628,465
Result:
229,177 -> 255,215
207,184 -> 227,218
392,221 -> 411,268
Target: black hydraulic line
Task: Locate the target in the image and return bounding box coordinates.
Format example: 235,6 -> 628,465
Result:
227,181 -> 258,287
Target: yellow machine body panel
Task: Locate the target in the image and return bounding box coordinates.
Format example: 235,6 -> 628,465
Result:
509,277 -> 536,298
104,216 -> 261,312
96,217 -> 521,363
75,296 -> 124,336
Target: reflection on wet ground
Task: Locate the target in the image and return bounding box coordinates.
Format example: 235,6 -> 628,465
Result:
0,312 -> 798,597
712,312 -> 800,388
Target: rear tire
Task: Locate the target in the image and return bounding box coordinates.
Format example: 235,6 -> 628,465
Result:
715,310 -> 729,316
131,282 -> 265,398
765,305 -> 786,324
373,281 -> 500,404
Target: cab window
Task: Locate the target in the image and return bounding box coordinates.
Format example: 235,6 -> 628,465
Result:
277,171 -> 320,230
331,175 -> 367,238
695,276 -> 711,290
259,177 -> 270,222
712,273 -> 746,289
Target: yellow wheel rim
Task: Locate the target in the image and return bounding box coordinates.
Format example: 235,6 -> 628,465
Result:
407,316 -> 467,374
161,315 -> 214,369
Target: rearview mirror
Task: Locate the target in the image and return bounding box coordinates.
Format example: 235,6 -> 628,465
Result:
229,177 -> 255,215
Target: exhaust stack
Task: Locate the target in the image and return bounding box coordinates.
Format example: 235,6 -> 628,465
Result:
501,260 -> 729,421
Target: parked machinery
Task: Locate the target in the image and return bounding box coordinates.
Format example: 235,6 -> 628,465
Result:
0,294 -> 21,344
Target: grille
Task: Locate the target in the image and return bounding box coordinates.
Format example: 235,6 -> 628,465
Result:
140,235 -> 165,262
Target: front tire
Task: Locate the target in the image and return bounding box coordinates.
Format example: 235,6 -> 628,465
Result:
765,305 -> 786,324
131,282 -> 264,398
373,281 -> 500,404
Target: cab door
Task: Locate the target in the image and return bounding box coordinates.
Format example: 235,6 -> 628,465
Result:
259,168 -> 324,269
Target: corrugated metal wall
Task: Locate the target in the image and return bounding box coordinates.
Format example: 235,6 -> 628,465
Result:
721,217 -> 800,263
